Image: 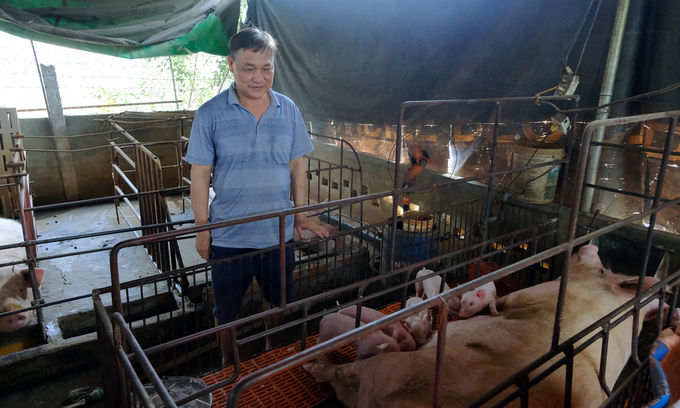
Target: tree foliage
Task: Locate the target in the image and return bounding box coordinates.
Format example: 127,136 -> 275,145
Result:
90,54 -> 232,112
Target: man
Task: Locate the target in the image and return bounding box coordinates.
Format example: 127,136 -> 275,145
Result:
185,26 -> 328,365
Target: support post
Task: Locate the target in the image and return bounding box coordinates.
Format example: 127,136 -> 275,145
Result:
580,0 -> 631,213
40,64 -> 80,202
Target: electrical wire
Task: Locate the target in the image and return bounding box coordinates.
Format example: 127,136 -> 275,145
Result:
491,132 -> 553,202
534,86 -> 558,105
562,0 -> 598,71
574,0 -> 604,75
538,80 -> 680,114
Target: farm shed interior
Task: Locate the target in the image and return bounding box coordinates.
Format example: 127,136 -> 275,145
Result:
2,1 -> 680,408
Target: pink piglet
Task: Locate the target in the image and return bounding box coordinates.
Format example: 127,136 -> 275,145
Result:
458,281 -> 499,318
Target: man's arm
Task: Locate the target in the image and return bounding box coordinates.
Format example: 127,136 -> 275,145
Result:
191,164 -> 213,260
290,156 -> 329,238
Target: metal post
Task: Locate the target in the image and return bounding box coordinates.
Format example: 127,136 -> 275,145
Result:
432,304 -> 448,408
279,216 -> 286,306
581,0 -> 631,213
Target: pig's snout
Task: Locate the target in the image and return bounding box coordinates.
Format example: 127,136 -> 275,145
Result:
0,311 -> 27,332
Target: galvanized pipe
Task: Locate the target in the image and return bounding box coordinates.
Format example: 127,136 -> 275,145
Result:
116,347 -> 155,408
115,186 -> 142,220
0,292 -> 91,318
563,345 -> 574,408
479,104 -> 502,276
129,189 -> 680,361
635,116 -> 678,298
174,327 -> 241,406
24,186 -> 188,212
593,140 -> 680,156
599,356 -> 648,405
114,313 -> 179,408
113,164 -> 138,193
628,117 -> 679,368
279,216 -> 286,307
553,110 -> 680,351
581,0 -> 632,213
111,142 -> 136,169
432,304 -> 448,408
388,118 -> 403,280
597,326 -> 612,396
124,221 -> 561,357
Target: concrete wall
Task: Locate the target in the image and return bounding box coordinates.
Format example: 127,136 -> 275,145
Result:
18,114 -> 485,215
19,114 -> 190,206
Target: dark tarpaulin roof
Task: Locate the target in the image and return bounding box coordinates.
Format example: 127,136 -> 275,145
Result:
248,0 -> 680,126
0,0 -> 240,58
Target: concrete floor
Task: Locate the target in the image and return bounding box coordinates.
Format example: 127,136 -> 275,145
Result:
0,194 -> 361,407
0,194 -> 208,404
34,194 -> 203,339
36,201 -> 157,333
0,366 -> 105,408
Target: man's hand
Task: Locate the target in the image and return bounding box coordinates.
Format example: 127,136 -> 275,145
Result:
196,230 -> 211,261
294,213 -> 330,240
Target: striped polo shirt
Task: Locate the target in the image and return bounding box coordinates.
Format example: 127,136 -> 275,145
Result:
185,82 -> 314,249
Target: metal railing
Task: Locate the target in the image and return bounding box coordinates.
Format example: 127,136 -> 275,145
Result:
98,96 -> 650,407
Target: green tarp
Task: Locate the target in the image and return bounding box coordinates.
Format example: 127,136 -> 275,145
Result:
0,1 -> 240,58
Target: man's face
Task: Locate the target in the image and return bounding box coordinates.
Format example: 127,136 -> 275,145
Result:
227,49 -> 275,103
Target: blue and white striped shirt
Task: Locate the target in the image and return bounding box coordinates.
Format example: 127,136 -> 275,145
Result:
185,83 -> 314,249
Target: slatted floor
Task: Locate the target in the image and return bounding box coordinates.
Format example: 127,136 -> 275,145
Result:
202,276 -> 526,408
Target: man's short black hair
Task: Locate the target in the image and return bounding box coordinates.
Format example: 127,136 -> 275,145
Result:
229,26 -> 278,57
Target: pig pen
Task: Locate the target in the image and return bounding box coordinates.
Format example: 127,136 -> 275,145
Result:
103,98 -> 679,406
0,110 -> 381,396
94,97 -> 680,408
0,111 -> 203,391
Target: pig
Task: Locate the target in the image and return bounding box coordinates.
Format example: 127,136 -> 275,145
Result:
318,313 -> 400,360
414,267 -> 463,319
458,281 -> 498,318
305,244 -> 680,408
415,268 -> 449,299
338,304 -> 416,352
403,297 -> 432,347
0,218 -> 44,332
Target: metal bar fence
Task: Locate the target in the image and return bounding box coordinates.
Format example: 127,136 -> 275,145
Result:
102,96 -> 668,408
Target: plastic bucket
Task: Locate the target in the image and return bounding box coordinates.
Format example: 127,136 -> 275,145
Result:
402,210 -> 435,232
381,224 -> 439,271
511,141 -> 565,204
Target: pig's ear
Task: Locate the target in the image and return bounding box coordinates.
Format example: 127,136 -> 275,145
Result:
401,320 -> 412,332
448,296 -> 461,312
617,276 -> 658,298
34,268 -> 45,286
20,268 -> 44,287
476,289 -> 486,299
